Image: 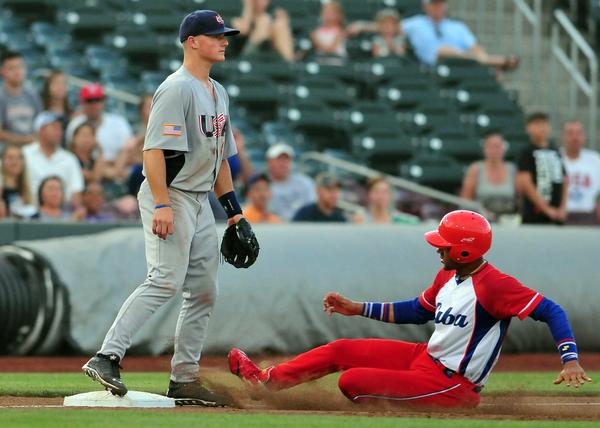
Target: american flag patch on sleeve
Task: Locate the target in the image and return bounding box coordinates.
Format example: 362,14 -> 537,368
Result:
162,124 -> 183,136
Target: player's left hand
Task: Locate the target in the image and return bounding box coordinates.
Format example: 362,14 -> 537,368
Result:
554,360 -> 592,388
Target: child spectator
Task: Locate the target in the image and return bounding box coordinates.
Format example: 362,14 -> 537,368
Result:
355,177 -> 419,224
0,51 -> 42,145
242,173 -> 281,224
31,176 -> 71,221
0,144 -> 35,218
41,70 -> 72,140
311,1 -> 347,61
73,181 -> 114,222
231,0 -> 295,62
372,9 -> 406,58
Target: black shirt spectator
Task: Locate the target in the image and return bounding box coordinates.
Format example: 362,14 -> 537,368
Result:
293,203 -> 346,222
292,172 -> 346,222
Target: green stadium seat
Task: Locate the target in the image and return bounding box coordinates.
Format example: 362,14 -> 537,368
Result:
400,153 -> 466,191
289,77 -> 356,108
226,75 -> 282,121
435,60 -> 497,87
278,100 -> 348,148
352,128 -> 414,173
57,6 -> 118,41
345,101 -> 401,133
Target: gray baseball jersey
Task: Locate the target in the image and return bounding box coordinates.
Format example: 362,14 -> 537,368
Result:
99,66 -> 237,383
144,66 -> 237,191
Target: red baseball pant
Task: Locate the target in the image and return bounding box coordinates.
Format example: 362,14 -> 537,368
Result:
265,339 -> 480,408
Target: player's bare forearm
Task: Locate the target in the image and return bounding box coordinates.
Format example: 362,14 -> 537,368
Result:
214,160 -> 235,197
143,149 -> 170,204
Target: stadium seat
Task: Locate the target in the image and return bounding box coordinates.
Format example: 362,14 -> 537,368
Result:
278,100 -> 348,148
288,77 -> 356,108
57,6 -> 118,41
344,101 -> 401,133
352,128 -> 414,173
226,75 -> 282,121
31,22 -> 72,50
400,153 -> 466,191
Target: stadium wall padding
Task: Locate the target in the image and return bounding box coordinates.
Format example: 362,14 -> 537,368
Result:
13,224 -> 600,355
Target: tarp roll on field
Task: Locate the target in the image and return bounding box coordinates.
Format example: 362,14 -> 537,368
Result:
5,224 -> 600,355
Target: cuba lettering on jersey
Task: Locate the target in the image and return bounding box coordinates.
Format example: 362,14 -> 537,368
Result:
419,264 -> 543,386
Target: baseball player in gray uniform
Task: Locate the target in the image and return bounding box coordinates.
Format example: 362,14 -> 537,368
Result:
82,10 -> 256,407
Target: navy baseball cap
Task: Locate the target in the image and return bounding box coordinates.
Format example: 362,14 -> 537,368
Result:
179,10 -> 239,42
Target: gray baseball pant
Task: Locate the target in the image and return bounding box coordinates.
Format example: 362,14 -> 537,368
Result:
100,180 -> 219,383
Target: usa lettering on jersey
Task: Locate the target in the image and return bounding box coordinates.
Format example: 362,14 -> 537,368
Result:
199,114 -> 228,138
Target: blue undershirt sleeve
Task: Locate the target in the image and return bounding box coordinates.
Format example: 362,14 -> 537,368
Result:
362,298 -> 434,325
529,297 -> 578,363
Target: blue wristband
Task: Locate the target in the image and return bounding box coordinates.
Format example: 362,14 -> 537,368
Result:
155,204 -> 172,209
218,191 -> 242,218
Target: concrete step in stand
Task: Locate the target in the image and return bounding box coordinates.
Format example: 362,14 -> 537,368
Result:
63,391 -> 175,408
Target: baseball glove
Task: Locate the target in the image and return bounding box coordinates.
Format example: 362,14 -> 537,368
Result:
220,218 -> 260,268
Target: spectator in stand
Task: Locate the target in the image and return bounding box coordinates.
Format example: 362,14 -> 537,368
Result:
402,0 -> 519,70
266,143 -> 316,221
560,120 -> 600,225
228,127 -> 255,188
293,172 -> 346,222
311,1 -> 347,62
242,173 -> 281,224
0,144 -> 35,218
231,0 -> 295,62
73,181 -> 114,223
516,113 -> 568,225
355,177 -> 419,224
31,176 -> 72,221
460,132 -> 517,220
113,94 -> 152,197
372,9 -> 406,58
0,51 -> 42,146
41,70 -> 72,142
69,121 -> 106,185
66,83 -> 133,166
23,111 -> 84,207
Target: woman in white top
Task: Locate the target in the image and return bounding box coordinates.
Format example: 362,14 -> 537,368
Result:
460,132 -> 517,219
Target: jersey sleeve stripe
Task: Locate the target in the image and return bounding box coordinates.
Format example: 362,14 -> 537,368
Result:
517,293 -> 543,320
419,292 -> 436,311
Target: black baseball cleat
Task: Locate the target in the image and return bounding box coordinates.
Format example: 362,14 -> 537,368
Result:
166,380 -> 232,407
82,353 -> 128,397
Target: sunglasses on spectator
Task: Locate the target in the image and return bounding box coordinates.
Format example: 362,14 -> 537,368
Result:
84,97 -> 105,103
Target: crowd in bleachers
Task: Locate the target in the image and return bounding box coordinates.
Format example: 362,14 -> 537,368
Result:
0,0 -> 599,226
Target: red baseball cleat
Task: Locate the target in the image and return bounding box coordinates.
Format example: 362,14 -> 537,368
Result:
228,348 -> 271,385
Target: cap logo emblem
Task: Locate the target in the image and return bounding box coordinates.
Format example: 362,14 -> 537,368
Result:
215,15 -> 224,24
460,237 -> 475,243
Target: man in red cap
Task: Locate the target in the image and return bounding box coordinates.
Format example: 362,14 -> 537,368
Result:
66,82 -> 133,169
229,210 -> 590,408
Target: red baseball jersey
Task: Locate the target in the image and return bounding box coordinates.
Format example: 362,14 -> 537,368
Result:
418,262 -> 543,385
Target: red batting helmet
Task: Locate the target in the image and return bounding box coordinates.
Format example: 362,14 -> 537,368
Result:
425,210 -> 492,263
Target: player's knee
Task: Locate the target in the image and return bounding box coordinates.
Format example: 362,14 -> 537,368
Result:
338,369 -> 363,402
145,277 -> 179,299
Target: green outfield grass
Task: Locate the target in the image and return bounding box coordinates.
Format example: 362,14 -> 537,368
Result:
1,411 -> 599,428
0,371 -> 598,398
0,371 -> 598,428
